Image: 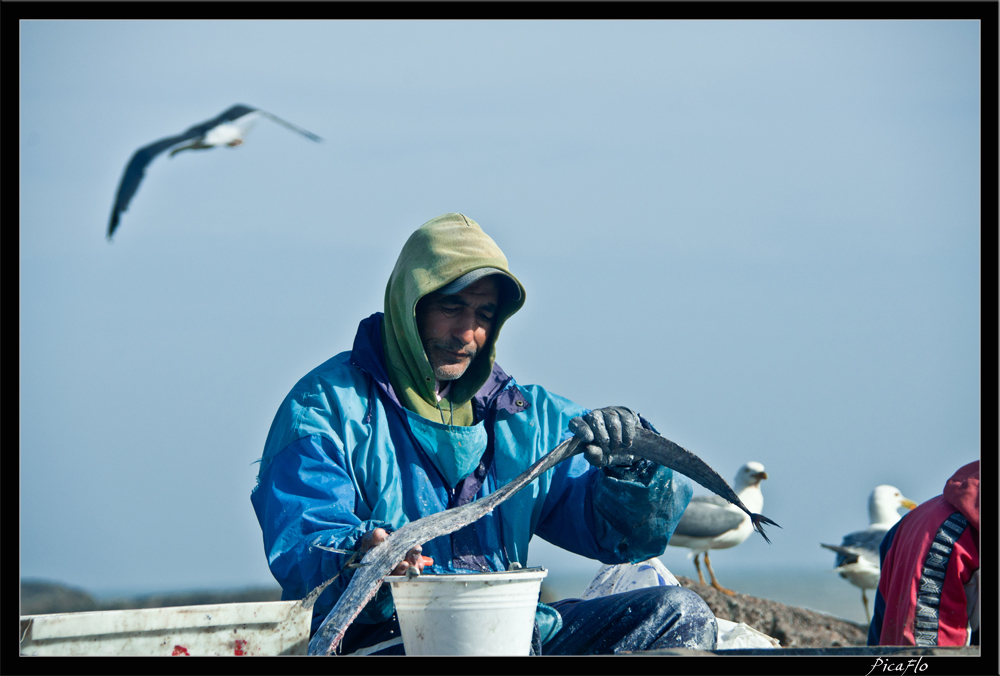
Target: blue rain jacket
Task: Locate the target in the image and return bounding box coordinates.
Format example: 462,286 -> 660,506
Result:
251,313 -> 693,636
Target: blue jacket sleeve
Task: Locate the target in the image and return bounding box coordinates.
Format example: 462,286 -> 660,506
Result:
250,435 -> 395,630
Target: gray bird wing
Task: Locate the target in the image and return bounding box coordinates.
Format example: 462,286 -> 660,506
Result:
108,133 -> 193,239
107,106 -> 255,238
821,528 -> 887,567
107,104 -> 319,239
673,495 -> 747,538
257,109 -> 323,143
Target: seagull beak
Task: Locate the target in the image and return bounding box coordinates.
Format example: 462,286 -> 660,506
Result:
901,499 -> 917,510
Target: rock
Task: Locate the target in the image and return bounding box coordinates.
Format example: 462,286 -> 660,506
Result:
21,580 -> 98,615
95,586 -> 283,611
674,575 -> 869,648
20,579 -> 283,615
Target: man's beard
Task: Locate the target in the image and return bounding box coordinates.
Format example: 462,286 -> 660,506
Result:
425,338 -> 478,381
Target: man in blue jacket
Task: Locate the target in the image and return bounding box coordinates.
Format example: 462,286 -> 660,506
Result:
251,212 -> 717,655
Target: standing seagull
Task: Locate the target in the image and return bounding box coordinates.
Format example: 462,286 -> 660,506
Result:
107,104 -> 322,240
668,461 -> 769,596
821,485 -> 917,619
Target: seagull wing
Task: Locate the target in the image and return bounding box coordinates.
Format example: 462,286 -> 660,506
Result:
214,104 -> 258,123
107,133 -> 190,239
673,495 -> 747,539
257,109 -> 324,142
821,527 -> 887,567
840,528 -> 888,552
107,105 -> 321,239
821,542 -> 862,566
107,106 -> 262,239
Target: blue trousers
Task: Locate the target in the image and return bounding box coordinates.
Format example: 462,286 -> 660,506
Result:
544,586 -> 718,654
336,585 -> 717,655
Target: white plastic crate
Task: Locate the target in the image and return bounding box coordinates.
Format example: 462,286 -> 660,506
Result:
20,600 -> 312,656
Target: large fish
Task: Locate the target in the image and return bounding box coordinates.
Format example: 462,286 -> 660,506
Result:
306,427 -> 780,655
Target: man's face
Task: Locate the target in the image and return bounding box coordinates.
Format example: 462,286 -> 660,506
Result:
416,276 -> 500,383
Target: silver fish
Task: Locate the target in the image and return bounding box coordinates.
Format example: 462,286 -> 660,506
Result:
306,427 -> 780,655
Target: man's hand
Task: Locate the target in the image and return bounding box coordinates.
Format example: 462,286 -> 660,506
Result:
360,528 -> 433,575
570,406 -> 640,468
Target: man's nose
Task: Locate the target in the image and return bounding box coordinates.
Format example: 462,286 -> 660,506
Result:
451,311 -> 479,342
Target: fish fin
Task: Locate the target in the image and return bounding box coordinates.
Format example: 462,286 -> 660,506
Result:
750,513 -> 781,544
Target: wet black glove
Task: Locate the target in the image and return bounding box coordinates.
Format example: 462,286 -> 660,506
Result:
569,406 -> 640,468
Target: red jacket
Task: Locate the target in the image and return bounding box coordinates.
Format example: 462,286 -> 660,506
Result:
869,461 -> 980,646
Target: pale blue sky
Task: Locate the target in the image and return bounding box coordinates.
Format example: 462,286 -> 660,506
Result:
20,20 -> 980,606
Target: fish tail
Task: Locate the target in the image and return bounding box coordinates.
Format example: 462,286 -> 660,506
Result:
751,513 -> 781,545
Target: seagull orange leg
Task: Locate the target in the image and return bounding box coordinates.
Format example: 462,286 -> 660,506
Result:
704,552 -> 736,596
692,553 -> 707,585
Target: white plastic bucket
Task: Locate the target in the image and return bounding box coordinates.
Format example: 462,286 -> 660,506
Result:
386,567 -> 547,655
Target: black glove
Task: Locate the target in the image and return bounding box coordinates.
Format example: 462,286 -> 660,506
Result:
569,406 -> 640,468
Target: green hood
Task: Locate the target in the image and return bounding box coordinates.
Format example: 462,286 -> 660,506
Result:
381,213 -> 526,426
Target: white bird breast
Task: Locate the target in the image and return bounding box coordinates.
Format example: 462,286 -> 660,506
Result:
835,560 -> 881,590
204,115 -> 259,147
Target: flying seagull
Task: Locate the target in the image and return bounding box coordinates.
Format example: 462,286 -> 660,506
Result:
821,484 -> 917,619
107,104 -> 322,240
668,461 -> 769,596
